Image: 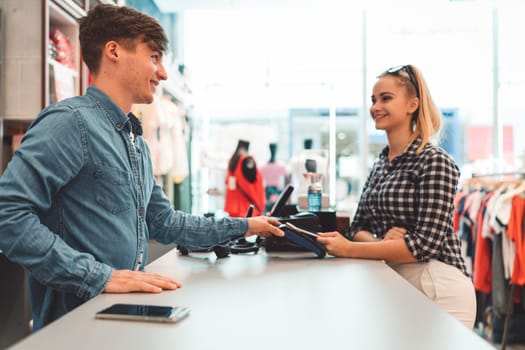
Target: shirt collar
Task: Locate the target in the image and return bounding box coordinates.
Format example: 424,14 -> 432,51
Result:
379,137 -> 423,161
128,112 -> 143,136
86,86 -> 142,136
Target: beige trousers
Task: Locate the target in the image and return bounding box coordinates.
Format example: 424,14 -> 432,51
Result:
390,259 -> 477,329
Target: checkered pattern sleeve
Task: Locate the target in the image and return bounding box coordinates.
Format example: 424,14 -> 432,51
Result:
403,148 -> 461,264
348,139 -> 467,275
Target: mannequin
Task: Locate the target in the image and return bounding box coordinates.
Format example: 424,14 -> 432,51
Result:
304,139 -> 313,151
228,140 -> 256,182
261,143 -> 288,212
269,143 -> 277,163
224,140 -> 265,217
289,138 -> 328,205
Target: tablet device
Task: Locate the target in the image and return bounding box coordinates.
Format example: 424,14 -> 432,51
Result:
96,303 -> 190,323
278,223 -> 326,258
284,222 -> 318,238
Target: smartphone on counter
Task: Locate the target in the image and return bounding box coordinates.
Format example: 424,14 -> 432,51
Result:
96,303 -> 190,323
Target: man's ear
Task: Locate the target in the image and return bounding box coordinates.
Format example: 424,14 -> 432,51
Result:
104,41 -> 119,63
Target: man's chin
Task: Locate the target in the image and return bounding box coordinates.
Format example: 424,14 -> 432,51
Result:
138,96 -> 154,104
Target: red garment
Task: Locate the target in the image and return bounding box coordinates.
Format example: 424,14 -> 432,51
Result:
50,28 -> 75,68
473,192 -> 494,293
453,190 -> 467,233
224,154 -> 265,218
508,196 -> 525,286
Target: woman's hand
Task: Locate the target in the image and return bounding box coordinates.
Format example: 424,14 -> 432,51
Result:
384,227 -> 407,241
318,228 -> 416,262
317,231 -> 353,257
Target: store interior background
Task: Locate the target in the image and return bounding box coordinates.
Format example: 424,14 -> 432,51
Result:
126,0 -> 525,218
0,1 -> 524,348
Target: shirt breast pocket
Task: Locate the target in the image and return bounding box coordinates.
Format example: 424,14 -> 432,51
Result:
93,164 -> 132,214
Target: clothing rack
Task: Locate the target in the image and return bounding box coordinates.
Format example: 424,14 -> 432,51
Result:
469,171 -> 525,350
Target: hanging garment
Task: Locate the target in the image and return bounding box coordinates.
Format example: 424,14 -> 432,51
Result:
508,196 -> 525,286
159,97 -> 189,184
473,192 -> 494,294
131,100 -> 161,175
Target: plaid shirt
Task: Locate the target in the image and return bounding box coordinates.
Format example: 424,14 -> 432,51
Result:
349,138 -> 468,275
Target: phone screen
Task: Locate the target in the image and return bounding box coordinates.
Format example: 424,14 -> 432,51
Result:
96,304 -> 189,323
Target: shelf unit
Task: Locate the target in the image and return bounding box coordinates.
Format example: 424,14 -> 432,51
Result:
46,1 -> 83,105
0,0 -> 121,173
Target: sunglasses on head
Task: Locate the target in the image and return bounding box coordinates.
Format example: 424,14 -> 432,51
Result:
384,65 -> 420,98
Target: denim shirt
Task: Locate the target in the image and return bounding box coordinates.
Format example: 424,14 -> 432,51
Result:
0,86 -> 248,329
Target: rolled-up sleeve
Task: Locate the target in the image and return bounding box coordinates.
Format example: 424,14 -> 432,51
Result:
404,151 -> 459,261
0,106 -> 113,299
146,183 -> 248,249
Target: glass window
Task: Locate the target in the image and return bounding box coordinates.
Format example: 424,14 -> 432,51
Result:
133,1 -> 525,215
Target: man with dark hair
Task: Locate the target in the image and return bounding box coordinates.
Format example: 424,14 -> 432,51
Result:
0,4 -> 282,330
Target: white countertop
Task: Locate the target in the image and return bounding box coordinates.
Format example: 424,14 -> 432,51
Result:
9,249 -> 493,350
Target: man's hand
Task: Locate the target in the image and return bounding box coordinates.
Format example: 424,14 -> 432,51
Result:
246,216 -> 284,238
104,270 -> 182,293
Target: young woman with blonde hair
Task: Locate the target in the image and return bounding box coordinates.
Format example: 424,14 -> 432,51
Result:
318,64 -> 476,328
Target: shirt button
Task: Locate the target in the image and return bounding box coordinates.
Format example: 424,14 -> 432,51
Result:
138,208 -> 145,217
